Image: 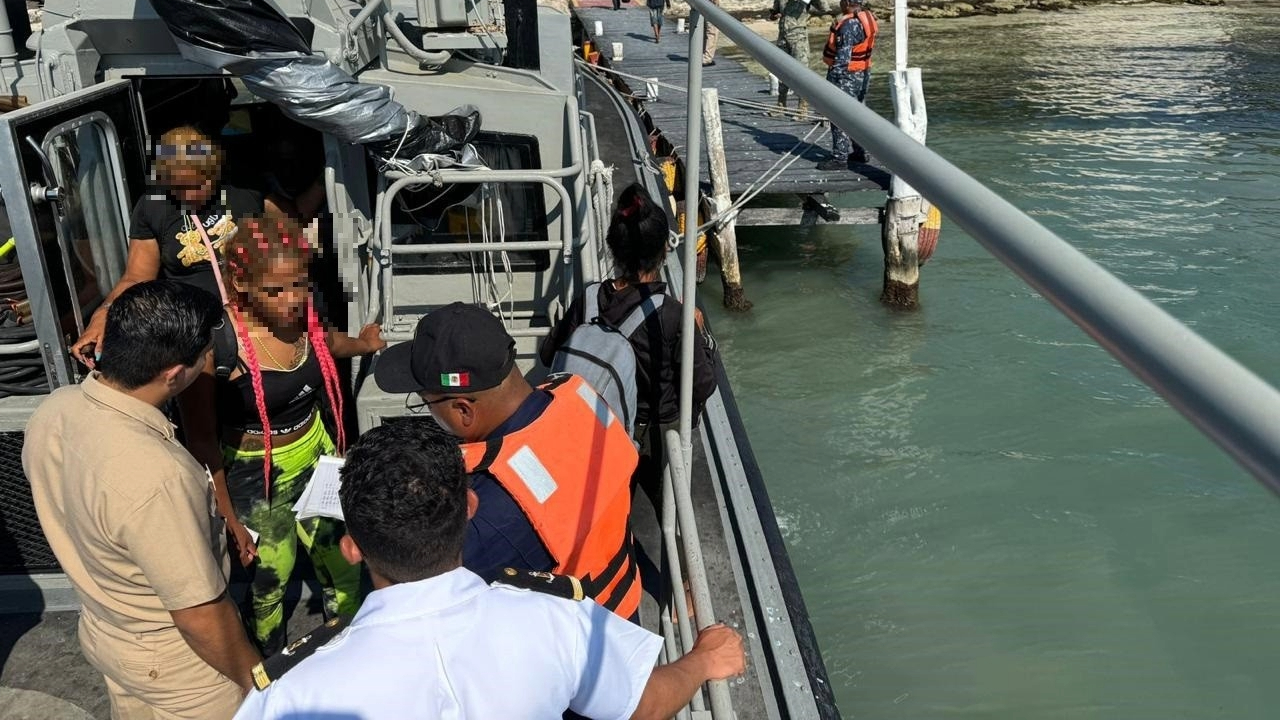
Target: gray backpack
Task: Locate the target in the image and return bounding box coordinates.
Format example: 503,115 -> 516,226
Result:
550,283 -> 664,436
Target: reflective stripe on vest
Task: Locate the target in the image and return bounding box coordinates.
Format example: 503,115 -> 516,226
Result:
822,8 -> 878,72
461,374 -> 642,618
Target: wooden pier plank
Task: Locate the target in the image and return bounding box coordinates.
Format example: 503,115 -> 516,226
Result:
576,6 -> 891,198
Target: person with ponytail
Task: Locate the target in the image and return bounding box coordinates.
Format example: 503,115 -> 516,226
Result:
539,183 -> 718,492
178,215 -> 384,656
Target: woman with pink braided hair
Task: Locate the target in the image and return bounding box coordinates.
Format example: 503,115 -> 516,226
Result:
178,215 -> 384,656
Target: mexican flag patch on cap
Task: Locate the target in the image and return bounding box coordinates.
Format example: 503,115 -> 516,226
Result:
441,372 -> 470,388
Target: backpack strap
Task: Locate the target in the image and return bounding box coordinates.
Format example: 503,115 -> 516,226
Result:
212,313 -> 239,380
618,293 -> 665,337
582,282 -> 603,323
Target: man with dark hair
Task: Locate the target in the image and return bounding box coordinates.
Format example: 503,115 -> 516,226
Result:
374,302 -> 646,620
235,419 -> 745,718
25,281 -> 261,718
338,422 -> 470,583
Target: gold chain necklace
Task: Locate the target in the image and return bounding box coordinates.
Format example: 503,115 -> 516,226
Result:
253,333 -> 308,371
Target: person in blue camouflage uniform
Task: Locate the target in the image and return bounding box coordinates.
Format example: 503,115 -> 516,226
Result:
818,0 -> 877,171
770,0 -> 816,119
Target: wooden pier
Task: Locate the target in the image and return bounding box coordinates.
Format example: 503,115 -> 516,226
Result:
574,2 -> 890,227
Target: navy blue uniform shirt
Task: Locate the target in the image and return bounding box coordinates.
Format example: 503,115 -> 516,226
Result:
462,389 -> 556,582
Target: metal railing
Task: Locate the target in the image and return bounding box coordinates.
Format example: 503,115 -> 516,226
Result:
674,0 -> 1280,497
370,167 -> 581,328
661,429 -> 734,718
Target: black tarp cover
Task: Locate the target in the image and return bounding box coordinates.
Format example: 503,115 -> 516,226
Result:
146,0 -> 480,157
149,0 -> 311,57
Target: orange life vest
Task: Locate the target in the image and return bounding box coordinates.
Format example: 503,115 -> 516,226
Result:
461,374 -> 642,619
822,8 -> 878,72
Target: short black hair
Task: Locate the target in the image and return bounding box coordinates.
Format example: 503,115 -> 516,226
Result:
339,419 -> 469,583
98,281 -> 222,389
606,183 -> 669,281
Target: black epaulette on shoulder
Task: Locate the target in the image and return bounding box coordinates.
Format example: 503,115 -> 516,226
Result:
251,616 -> 350,691
493,567 -> 585,601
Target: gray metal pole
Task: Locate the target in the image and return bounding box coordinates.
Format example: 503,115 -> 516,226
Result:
0,0 -> 16,63
682,0 -> 1280,493
678,12 -> 706,471
0,0 -> 18,93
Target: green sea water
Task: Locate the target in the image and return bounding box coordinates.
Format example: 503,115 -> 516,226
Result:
715,3 -> 1280,717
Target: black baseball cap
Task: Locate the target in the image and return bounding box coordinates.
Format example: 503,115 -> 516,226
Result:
374,302 -> 516,395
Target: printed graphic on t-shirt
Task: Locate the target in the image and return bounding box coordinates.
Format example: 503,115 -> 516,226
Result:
176,212 -> 239,268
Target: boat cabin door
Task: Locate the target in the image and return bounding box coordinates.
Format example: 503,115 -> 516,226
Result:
0,80 -> 148,389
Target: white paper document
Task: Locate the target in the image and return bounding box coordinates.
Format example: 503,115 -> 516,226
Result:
292,455 -> 346,521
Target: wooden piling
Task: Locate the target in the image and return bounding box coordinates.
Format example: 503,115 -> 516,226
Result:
881,195 -> 922,307
701,88 -> 752,312
882,66 -> 930,309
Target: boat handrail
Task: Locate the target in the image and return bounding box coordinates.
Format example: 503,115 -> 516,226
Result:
672,0 -> 1280,494
662,428 -> 735,719
383,166 -> 583,180
378,170 -> 576,257
371,168 -> 578,328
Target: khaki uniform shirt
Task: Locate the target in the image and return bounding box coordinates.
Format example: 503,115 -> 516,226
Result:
24,373 -> 229,633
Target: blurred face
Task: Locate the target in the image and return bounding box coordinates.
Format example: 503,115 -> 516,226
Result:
168,171 -> 216,208
156,138 -> 220,208
244,256 -> 308,329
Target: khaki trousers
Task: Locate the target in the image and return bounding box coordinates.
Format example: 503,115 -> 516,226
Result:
78,611 -> 243,720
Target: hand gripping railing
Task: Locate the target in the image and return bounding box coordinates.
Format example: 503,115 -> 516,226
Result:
662,429 -> 733,719
676,0 -> 1280,494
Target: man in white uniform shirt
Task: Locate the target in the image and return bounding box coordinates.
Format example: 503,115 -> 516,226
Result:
235,420 -> 744,719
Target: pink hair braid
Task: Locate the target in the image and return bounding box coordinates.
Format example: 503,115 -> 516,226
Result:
307,301 -> 346,454
229,303 -> 274,497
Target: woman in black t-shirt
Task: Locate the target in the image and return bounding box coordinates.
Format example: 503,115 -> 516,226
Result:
71,125 -> 274,366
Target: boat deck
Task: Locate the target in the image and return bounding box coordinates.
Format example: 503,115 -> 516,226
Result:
575,2 -> 891,198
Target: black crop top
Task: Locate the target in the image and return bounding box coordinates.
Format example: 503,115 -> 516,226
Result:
216,337 -> 325,437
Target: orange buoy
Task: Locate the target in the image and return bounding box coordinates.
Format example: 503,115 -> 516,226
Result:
918,203 -> 941,264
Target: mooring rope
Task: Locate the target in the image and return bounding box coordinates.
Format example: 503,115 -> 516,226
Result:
697,122 -> 829,233
575,58 -> 824,122
576,60 -> 832,228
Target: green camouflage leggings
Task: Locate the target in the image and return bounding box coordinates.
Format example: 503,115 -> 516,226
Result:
223,417 -> 362,656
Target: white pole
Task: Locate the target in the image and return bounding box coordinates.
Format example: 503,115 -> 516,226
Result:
895,0 -> 907,72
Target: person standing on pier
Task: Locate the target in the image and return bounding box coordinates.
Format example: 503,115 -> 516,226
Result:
817,0 -> 878,171
701,0 -> 720,65
770,0 -> 817,119
648,0 -> 669,42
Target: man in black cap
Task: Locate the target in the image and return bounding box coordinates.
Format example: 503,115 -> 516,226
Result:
375,303 -> 645,619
